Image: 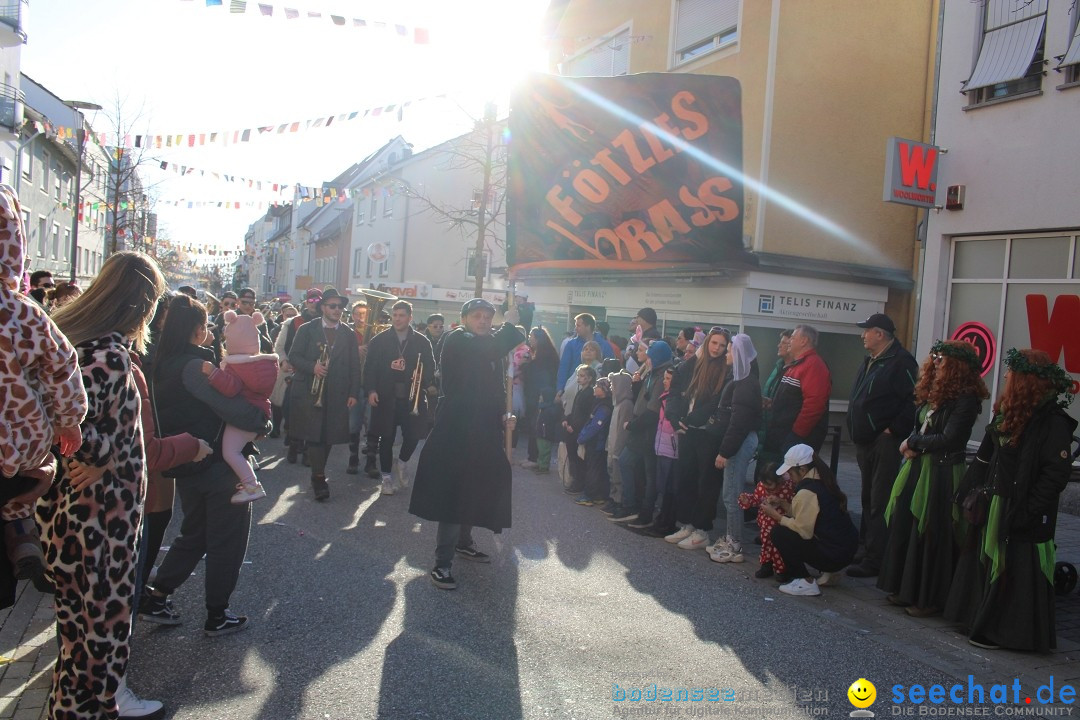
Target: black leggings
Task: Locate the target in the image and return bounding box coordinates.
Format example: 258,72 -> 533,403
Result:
674,430 -> 722,530
771,525 -> 850,579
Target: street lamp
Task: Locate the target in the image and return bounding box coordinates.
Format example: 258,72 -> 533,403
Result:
65,99 -> 102,283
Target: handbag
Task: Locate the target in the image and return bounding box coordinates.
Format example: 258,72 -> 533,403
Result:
961,486 -> 992,527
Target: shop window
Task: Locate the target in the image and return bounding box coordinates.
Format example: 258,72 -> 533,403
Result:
1007,236 -> 1070,279
953,239 -> 1006,279
673,0 -> 739,67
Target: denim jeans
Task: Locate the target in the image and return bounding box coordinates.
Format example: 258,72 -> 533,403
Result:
348,389 -> 367,434
435,522 -> 475,570
720,432 -> 759,545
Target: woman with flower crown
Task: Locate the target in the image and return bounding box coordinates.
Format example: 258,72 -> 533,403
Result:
877,340 -> 988,617
944,348 -> 1077,651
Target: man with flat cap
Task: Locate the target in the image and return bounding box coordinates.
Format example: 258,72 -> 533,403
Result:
846,312 -> 917,578
409,298 -> 525,590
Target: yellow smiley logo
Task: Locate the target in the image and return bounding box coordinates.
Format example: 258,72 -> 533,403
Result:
848,678 -> 876,709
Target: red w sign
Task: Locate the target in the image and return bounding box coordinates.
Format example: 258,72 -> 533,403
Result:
1026,294 -> 1080,373
883,136 -> 940,209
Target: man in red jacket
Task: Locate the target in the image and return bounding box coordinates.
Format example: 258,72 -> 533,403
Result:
763,324 -> 832,456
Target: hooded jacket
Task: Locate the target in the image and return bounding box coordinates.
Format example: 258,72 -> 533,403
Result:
627,340 -> 673,441
0,184 -> 87,478
607,371 -> 634,460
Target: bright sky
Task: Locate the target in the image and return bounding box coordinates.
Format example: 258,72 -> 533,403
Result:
22,0 -> 551,258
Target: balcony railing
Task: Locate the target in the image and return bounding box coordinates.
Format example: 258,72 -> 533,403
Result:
0,1 -> 27,46
0,82 -> 24,134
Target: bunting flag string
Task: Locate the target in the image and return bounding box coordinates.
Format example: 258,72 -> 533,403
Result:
155,160 -> 293,195
48,94 -> 443,151
185,0 -> 431,44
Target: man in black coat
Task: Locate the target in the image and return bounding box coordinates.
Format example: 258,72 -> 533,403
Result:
845,313 -> 918,578
409,299 -> 525,590
287,287 -> 361,501
362,300 -> 436,495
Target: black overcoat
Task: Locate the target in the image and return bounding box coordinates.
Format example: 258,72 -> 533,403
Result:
287,319 -> 361,445
409,323 -> 525,531
362,326 -> 435,436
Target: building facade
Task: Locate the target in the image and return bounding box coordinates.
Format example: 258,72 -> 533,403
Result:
520,0 -> 938,418
917,0 -> 1080,430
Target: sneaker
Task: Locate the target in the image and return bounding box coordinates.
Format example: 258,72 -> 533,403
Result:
677,529 -> 708,550
115,678 -> 163,718
563,485 -> 583,496
779,578 -> 821,597
968,635 -> 1000,650
574,495 -> 596,506
520,460 -> 539,469
609,508 -> 639,523
204,609 -> 248,637
430,567 -> 457,590
710,541 -> 744,563
393,459 -> 408,490
139,591 -> 181,626
380,473 -> 396,496
664,525 -> 694,544
231,481 -> 267,504
705,537 -> 729,555
598,500 -> 618,515
455,546 -> 491,563
755,563 -> 774,579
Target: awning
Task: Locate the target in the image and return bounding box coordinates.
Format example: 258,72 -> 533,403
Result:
1058,19 -> 1080,69
964,14 -> 1046,92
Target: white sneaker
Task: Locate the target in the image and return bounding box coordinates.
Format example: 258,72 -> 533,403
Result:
664,525 -> 694,544
520,460 -> 539,469
393,459 -> 411,490
677,529 -> 709,550
705,537 -> 729,555
115,677 -> 163,718
380,473 -> 395,496
710,539 -> 744,563
230,481 -> 267,505
779,578 -> 821,597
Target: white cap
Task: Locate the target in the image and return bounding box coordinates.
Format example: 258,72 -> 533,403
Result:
777,444 -> 814,475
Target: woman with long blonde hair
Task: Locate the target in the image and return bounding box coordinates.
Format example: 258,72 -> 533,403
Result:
41,251 -> 167,717
944,348 -> 1076,651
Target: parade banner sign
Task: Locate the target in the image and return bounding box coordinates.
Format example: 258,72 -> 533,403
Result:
508,73 -> 745,272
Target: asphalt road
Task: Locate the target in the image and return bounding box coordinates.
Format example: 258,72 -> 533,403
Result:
129,439 -> 960,720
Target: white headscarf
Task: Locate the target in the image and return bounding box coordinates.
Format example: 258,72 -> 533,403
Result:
730,333 -> 757,382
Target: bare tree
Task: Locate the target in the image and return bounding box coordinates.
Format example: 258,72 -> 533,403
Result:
399,104 -> 508,298
101,95 -> 164,257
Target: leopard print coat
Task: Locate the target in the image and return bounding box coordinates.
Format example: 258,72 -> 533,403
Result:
37,331 -> 145,720
0,183 -> 87,480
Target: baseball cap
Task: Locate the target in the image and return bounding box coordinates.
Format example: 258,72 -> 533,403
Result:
777,444 -> 815,475
305,288 -> 323,301
856,313 -> 896,334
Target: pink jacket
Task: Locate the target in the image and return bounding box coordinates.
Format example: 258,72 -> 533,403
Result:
654,391 -> 679,459
208,353 -> 279,419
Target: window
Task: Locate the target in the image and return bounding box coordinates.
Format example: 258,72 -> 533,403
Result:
466,248 -> 491,281
82,247 -> 88,272
20,209 -> 29,239
37,217 -> 46,257
383,192 -> 393,217
353,248 -> 364,275
63,230 -> 70,262
41,151 -> 50,192
370,194 -> 378,221
355,203 -> 365,226
54,174 -> 61,201
50,223 -> 59,260
565,27 -> 631,77
673,0 -> 739,67
20,146 -> 30,182
964,0 -> 1047,104
1058,4 -> 1080,85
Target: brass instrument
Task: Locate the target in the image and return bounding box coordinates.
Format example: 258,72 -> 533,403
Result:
312,342 -> 330,407
358,288 -> 397,342
203,291 -> 221,317
409,359 -> 424,415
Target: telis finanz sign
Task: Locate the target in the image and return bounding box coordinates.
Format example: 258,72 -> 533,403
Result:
883,136 -> 941,210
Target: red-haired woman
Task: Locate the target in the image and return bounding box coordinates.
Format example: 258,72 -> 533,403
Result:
944,349 -> 1076,651
877,340 -> 988,616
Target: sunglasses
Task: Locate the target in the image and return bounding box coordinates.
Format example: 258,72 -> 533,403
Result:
239,298 -> 255,305
323,303 -> 343,310
41,283 -> 56,288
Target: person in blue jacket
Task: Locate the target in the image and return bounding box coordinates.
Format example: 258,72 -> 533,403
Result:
576,376 -> 613,506
555,313 -> 615,403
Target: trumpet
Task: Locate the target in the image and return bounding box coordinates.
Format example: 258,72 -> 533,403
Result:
312,342 -> 330,407
409,359 -> 424,416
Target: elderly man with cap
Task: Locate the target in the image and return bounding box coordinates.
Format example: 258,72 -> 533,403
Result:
287,287 -> 361,500
409,298 -> 525,590
845,312 -> 918,578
